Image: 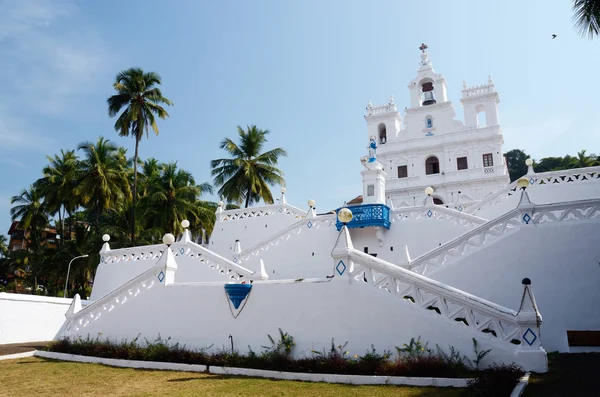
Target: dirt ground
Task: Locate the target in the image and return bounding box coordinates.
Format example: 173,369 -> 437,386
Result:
0,342 -> 48,356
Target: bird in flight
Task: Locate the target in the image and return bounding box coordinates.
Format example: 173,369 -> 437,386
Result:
552,34 -> 557,39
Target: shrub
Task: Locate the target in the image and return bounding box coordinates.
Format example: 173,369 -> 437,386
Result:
466,363 -> 525,396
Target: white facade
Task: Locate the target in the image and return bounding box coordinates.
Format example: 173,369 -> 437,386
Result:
365,47 -> 509,208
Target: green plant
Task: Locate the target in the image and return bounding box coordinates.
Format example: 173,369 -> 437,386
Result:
396,336 -> 431,362
472,338 -> 492,370
262,328 -> 295,359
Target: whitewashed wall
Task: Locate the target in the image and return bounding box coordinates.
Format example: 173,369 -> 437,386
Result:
209,204 -> 306,258
0,293 -> 87,344
62,277 -> 541,371
428,221 -> 600,352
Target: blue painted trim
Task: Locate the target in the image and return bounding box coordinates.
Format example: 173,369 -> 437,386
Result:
335,204 -> 391,231
224,284 -> 252,309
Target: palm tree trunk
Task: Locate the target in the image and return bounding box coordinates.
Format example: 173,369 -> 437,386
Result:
132,139 -> 139,247
58,207 -> 63,248
245,182 -> 252,208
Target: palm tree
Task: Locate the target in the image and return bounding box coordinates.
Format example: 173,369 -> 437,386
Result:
35,150 -> 79,244
142,162 -> 214,235
107,68 -> 173,246
10,186 -> 49,245
211,125 -> 287,208
572,0 -> 600,39
576,149 -> 597,167
75,137 -> 131,231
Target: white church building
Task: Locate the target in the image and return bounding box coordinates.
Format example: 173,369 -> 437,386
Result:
363,43 -> 509,209
2,46 -> 600,376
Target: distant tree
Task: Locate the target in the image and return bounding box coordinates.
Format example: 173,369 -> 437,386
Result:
107,68 -> 173,246
10,186 -> 49,245
504,149 -> 530,182
75,137 -> 132,231
0,235 -> 8,258
576,149 -> 598,167
572,0 -> 600,39
211,125 -> 287,208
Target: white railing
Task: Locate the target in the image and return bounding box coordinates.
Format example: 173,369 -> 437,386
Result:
411,197 -> 600,275
344,249 -> 522,345
100,244 -> 165,265
218,204 -> 306,222
462,84 -> 494,98
64,266 -> 159,336
173,241 -> 254,280
484,166 -> 494,174
237,215 -> 337,264
466,166 -> 600,215
393,205 -> 487,229
366,103 -> 397,116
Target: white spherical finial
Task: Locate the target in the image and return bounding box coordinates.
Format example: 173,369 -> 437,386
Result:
517,177 -> 530,189
102,234 -> 110,242
218,201 -> 224,207
308,199 -> 316,208
162,233 -> 175,246
425,186 -> 434,196
181,219 -> 190,229
281,187 -> 286,194
525,158 -> 533,166
337,208 -> 353,224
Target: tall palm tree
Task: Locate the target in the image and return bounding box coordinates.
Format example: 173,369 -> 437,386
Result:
211,125 -> 287,208
107,68 -> 173,246
75,137 -> 131,231
572,0 -> 600,39
576,149 -> 596,167
35,149 -> 79,244
142,162 -> 214,235
10,186 -> 49,245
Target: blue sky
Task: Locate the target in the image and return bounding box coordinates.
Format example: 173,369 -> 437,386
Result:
1,0 -> 598,235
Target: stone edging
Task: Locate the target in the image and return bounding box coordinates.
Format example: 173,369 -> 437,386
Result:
29,351 -> 471,387
0,351 -> 36,361
510,372 -> 531,397
34,351 -> 208,372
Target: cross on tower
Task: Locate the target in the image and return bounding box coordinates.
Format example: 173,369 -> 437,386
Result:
419,43 -> 428,53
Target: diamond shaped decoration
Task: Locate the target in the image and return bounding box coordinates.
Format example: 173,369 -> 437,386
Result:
100,256 -> 105,263
522,213 -> 531,224
307,221 -> 313,229
180,248 -> 185,255
529,178 -> 535,185
157,271 -> 165,283
458,206 -> 463,212
336,260 -> 347,276
426,210 -> 433,218
233,257 -> 238,263
523,328 -> 537,346
278,208 -> 283,213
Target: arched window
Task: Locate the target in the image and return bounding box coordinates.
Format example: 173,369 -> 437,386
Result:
476,105 -> 487,128
378,123 -> 387,144
421,81 -> 436,106
425,156 -> 440,175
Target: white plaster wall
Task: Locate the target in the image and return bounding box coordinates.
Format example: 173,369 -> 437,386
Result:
428,222 -> 600,352
0,293 -> 87,344
64,278 -> 526,370
209,205 -> 305,258
237,209 -> 481,280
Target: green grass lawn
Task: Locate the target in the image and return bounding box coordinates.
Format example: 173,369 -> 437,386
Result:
0,357 -> 464,397
523,352 -> 599,397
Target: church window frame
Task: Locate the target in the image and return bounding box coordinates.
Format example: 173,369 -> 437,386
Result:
425,156 -> 440,175
482,153 -> 494,167
378,123 -> 387,144
457,157 -> 468,170
397,165 -> 408,178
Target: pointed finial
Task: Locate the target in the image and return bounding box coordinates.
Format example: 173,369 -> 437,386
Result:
463,80 -> 467,89
389,95 -> 395,105
488,75 -> 493,85
367,99 -> 373,109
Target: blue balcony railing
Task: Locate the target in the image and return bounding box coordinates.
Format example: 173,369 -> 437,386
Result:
335,204 -> 391,231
